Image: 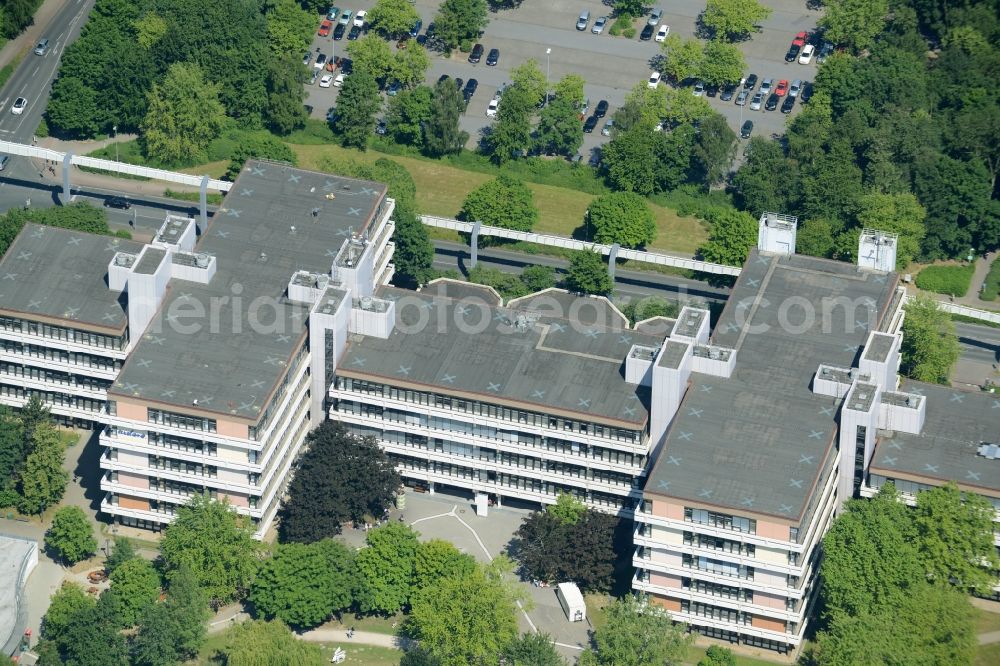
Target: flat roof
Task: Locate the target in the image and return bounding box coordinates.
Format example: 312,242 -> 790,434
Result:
0,223 -> 143,332
847,382 -> 878,412
870,382 -> 1000,497
864,333 -> 894,362
338,286 -> 660,427
134,247 -> 166,275
110,161 -> 388,421
659,340 -> 689,369
646,250 -> 898,522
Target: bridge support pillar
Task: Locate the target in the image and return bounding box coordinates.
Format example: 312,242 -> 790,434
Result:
470,220 -> 482,269
61,152 -> 73,204
199,176 -> 210,230
608,243 -> 620,281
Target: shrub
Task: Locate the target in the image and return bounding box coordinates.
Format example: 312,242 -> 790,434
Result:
915,264 -> 975,297
980,257 -> 1000,302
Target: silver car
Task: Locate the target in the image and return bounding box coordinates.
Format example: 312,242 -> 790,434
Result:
759,78 -> 773,96
648,8 -> 663,25
735,90 -> 749,106
749,92 -> 763,110
592,16 -> 608,34
789,79 -> 802,97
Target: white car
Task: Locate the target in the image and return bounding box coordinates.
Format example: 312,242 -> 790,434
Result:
798,44 -> 815,64
759,78 -> 773,96
749,92 -> 763,110
601,120 -> 613,136
655,24 -> 670,42
789,79 -> 802,97
592,16 -> 608,34
11,97 -> 26,115
353,10 -> 366,28
647,71 -> 661,89
693,81 -> 705,96
319,74 -> 334,88
486,99 -> 499,118
333,73 -> 346,87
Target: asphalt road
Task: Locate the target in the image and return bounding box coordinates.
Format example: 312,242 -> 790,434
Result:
951,321 -> 1000,387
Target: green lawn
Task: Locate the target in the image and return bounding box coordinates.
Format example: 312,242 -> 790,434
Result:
976,642 -> 1000,666
683,646 -> 786,666
321,612 -> 405,636
290,143 -> 708,256
975,607 -> 1000,634
196,625 -> 402,665
981,256 -> 1000,301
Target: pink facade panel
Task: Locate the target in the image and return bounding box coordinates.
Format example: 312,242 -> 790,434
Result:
217,419 -> 249,439
754,569 -> 787,587
220,492 -> 249,508
116,401 -> 148,421
752,590 -> 787,609
117,471 -> 149,489
652,500 -> 684,520
757,520 -> 791,541
650,572 -> 682,589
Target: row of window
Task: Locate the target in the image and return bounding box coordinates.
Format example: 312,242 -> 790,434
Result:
684,531 -> 756,557
248,343 -> 308,441
0,316 -> 127,350
0,361 -> 112,392
0,383 -> 103,412
148,431 -> 219,457
685,507 -> 756,534
681,599 -> 748,624
147,408 -> 217,433
335,376 -> 643,444
0,339 -> 122,371
683,553 -> 755,580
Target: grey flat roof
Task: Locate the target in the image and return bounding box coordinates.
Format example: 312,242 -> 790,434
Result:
0,224 -> 143,331
111,161 -> 387,421
339,286 -> 660,427
659,341 -> 688,369
647,250 -> 898,522
871,382 -> 1000,497
864,333 -> 894,362
847,382 -> 878,412
134,248 -> 166,275
674,309 -> 705,338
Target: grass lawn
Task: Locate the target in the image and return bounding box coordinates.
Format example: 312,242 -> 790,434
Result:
321,612 -> 405,636
197,626 -> 402,665
290,143 -> 707,256
584,593 -> 611,632
683,645 -> 786,666
975,607 -> 1000,634
976,642 -> 1000,666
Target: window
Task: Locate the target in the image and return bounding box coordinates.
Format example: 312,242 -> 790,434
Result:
685,507 -> 756,534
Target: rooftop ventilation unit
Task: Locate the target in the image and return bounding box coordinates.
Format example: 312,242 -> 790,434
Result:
360,296 -> 375,311
978,443 -> 999,460
195,253 -> 210,268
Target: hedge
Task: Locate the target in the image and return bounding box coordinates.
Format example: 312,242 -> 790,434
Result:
980,257 -> 1000,302
914,264 -> 975,297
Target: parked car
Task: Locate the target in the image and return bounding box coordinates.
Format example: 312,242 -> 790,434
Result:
386,80 -> 401,96
781,95 -> 795,114
744,73 -> 758,89
454,78 -> 463,91
334,72 -> 346,87
792,31 -> 807,47
576,11 -> 590,31
735,89 -> 749,106
319,74 -> 334,88
595,100 -> 608,118
303,51 -> 313,66
765,93 -> 779,111
310,69 -> 320,85
469,43 -> 484,63
314,53 -> 327,69
338,9 -> 352,25
693,81 -> 705,96
104,196 -> 131,210
789,79 -> 802,97
375,119 -> 387,135
775,79 -> 789,96
720,83 -> 737,101
640,23 -> 655,41
759,78 -> 772,96
647,71 -> 661,88
816,42 -> 834,64
800,81 -> 813,102
749,91 -> 763,110
592,16 -> 608,34
486,48 -> 499,66
655,24 -> 670,42
799,44 -> 815,64
486,99 -> 499,117
740,120 -> 753,138
706,84 -> 718,97
318,20 -> 332,37
437,74 -> 450,85
353,10 -> 366,27
347,25 -> 361,40
409,19 -> 422,37
601,119 -> 613,136
648,8 -> 663,25
333,23 -> 346,40
326,6 -> 340,21
34,39 -> 49,56
583,115 -> 598,133
463,79 -> 478,103
785,44 -> 800,62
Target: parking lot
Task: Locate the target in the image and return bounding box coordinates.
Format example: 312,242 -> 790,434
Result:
304,0 -> 824,156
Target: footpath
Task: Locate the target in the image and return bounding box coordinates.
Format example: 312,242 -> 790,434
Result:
0,0 -> 70,73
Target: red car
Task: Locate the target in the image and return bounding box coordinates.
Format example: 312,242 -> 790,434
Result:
775,79 -> 789,96
318,20 -> 332,37
792,31 -> 807,47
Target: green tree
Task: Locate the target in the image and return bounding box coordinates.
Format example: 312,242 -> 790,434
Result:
660,35 -> 704,82
279,422 -> 401,543
265,0 -> 314,57
588,192 -> 656,248
701,0 -> 772,41
900,295 -> 961,384
855,192 -> 926,269
104,536 -> 137,575
355,522 -> 420,614
17,423 -> 67,515
487,85 -> 535,163
513,505 -> 618,591
367,0 -> 421,38
160,494 -> 260,606
510,59 -> 548,108
521,265 -> 557,293
413,539 -> 477,592
469,266 -> 530,299
691,112 -> 737,186
819,0 -> 889,52
461,174 -> 539,232
546,492 -> 586,525
44,506 -> 95,564
699,645 -> 736,666
41,582 -> 95,643
221,619 -> 326,666
347,35 -> 396,82
579,595 -> 692,666
613,0 -> 646,16
506,632 -> 566,666
133,12 -> 168,50
57,599 -> 129,666
912,482 -> 999,593
408,558 -> 527,666
266,57 -> 308,135
697,208 -> 757,267
19,393 -> 50,448
535,97 -> 584,157
553,74 -> 586,107
796,218 -> 837,258
105,557 -> 160,626
731,137 -> 801,216
393,43 -> 431,88
615,84 -> 668,132
434,0 -> 490,50
0,406 -> 25,490
600,129 -> 662,195
132,565 -> 210,666
334,68 -> 382,149
142,62 -> 226,165
698,40 -> 746,86
566,249 -> 613,296
46,77 -> 104,137
225,132 -> 298,180
250,539 -> 356,627
423,79 -> 469,157
662,87 -> 714,126
401,648 -> 443,666
387,86 -> 434,147
620,297 -> 680,325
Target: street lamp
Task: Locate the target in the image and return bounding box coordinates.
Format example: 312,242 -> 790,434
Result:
545,48 -> 551,106
112,125 -> 119,163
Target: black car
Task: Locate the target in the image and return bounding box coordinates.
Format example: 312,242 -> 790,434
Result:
800,81 -> 813,103
469,43 -> 484,63
781,95 -> 795,114
583,115 -> 599,133
640,24 -> 655,41
375,119 -> 387,135
333,23 -> 346,40
765,93 -> 779,111
740,120 -> 753,139
339,57 -> 352,74
594,100 -> 608,118
437,74 -> 450,85
104,196 -> 131,210
706,84 -> 718,98
410,19 -> 422,38
463,78 -> 478,102
785,44 -> 800,62
347,25 -> 361,40
454,78 -> 463,92
720,84 -> 737,101
744,74 -> 758,89
486,48 -> 499,66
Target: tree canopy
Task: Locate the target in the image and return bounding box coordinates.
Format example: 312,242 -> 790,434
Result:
279,422 -> 401,543
900,295 -> 961,384
579,595 -> 692,666
131,565 -> 210,666
461,174 -> 539,232
17,422 -> 68,515
701,0 -> 772,41
566,250 -> 613,296
142,62 -> 226,165
105,557 -> 161,626
423,79 -> 469,157
367,0 -> 421,38
45,507 -> 95,565
588,192 -> 657,248
434,0 -> 490,50
334,67 -> 383,149
354,522 -> 420,614
220,619 -> 327,666
697,208 -> 758,267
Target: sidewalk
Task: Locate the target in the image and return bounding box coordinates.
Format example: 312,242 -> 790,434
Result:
299,627 -> 416,650
959,250 -> 998,307
0,0 -> 70,73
